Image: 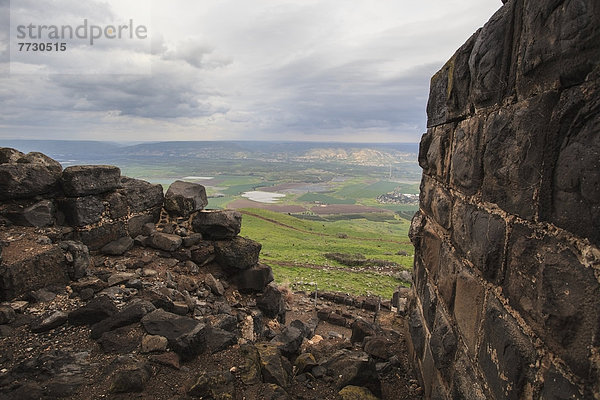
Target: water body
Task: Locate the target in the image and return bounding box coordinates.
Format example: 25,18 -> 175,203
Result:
242,191 -> 286,203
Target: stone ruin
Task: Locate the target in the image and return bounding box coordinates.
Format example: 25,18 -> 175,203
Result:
407,0 -> 600,399
0,147 -> 273,301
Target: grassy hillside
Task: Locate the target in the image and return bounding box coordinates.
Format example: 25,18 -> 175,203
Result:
239,208 -> 413,298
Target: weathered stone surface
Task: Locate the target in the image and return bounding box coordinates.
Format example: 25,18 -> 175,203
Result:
363,336 -> 393,360
429,309 -> 457,382
141,334 -> 168,353
234,264 -> 274,293
127,213 -> 156,238
504,224 -> 600,378
322,349 -> 380,397
22,200 -> 55,227
188,370 -> 235,399
30,311 -> 68,333
0,148 -> 25,164
453,270 -> 485,356
543,72 -> 600,245
204,273 -> 224,296
478,299 -> 537,400
75,221 -> 127,250
98,327 -> 142,354
191,210 -> 242,240
57,196 -> 104,226
119,176 -> 164,214
141,308 -> 207,360
164,180 -> 208,218
110,361 -> 151,393
418,124 -> 452,181
0,305 -> 16,324
91,300 -> 155,339
450,201 -> 505,283
255,343 -> 291,388
256,283 -> 285,322
59,240 -> 90,280
350,318 -> 380,344
0,245 -> 69,301
68,296 -> 118,326
101,236 -> 134,256
481,92 -> 559,220
449,117 -> 484,196
294,353 -> 317,374
61,165 -> 121,197
272,326 -> 303,358
426,31 -> 479,127
419,176 -> 452,229
206,327 -> 237,354
0,164 -> 62,200
214,236 -> 261,270
150,232 -> 182,252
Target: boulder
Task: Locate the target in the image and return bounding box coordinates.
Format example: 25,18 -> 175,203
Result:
206,327 -> 237,353
61,165 -> 121,197
110,361 -> 151,394
91,300 -> 155,339
188,370 -> 235,399
68,296 -> 118,326
191,210 -> 242,240
59,241 -> 90,280
322,349 -> 381,396
141,308 -> 208,360
256,283 -> 286,322
22,200 -> 55,227
214,236 -> 261,270
150,232 -> 182,252
294,353 -> 318,374
234,264 -> 274,293
98,327 -> 142,354
164,180 -> 208,218
101,236 -> 134,256
0,305 -> 16,324
363,336 -> 393,360
119,177 -> 164,214
30,311 -> 68,333
205,273 -> 224,296
0,164 -> 62,200
57,196 -> 105,226
272,326 -> 304,358
350,318 -> 380,344
0,148 -> 25,164
141,334 -> 168,353
255,343 -> 292,388
0,245 -> 69,301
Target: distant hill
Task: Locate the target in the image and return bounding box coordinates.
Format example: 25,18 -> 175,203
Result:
0,140 -> 418,167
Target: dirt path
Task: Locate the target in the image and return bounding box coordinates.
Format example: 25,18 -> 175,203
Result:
239,210 -> 411,245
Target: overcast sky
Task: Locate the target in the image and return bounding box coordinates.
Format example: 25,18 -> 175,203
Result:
0,0 -> 501,143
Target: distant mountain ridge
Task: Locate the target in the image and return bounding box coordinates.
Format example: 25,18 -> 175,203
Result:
0,140 -> 418,167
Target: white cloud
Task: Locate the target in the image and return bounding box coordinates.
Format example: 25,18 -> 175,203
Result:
0,0 -> 502,142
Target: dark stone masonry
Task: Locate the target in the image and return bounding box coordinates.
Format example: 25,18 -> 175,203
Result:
408,0 -> 600,399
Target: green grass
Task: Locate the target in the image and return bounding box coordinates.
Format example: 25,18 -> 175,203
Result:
239,208 -> 413,298
296,193 -> 356,204
271,264 -> 408,298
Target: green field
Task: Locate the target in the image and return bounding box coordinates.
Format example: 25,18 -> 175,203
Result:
239,208 -> 413,298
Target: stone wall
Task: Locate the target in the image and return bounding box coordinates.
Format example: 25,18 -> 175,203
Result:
0,148 -> 164,250
407,0 -> 600,399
